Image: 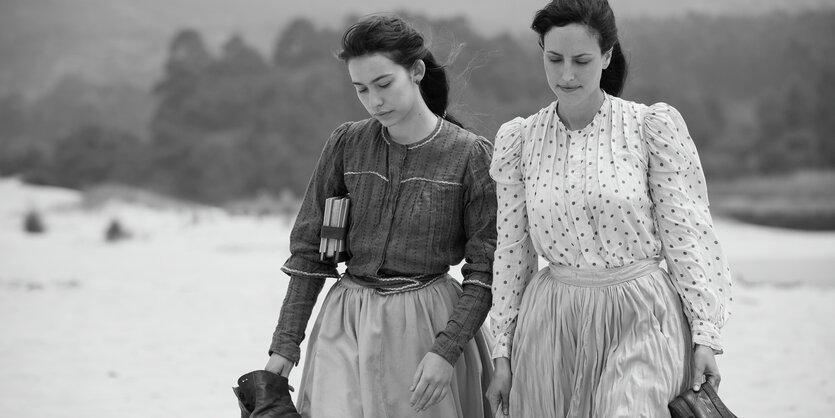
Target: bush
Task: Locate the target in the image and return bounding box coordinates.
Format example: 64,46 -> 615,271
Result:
23,210 -> 45,234
105,219 -> 130,242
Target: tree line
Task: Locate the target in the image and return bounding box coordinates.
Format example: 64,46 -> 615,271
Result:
0,11 -> 833,204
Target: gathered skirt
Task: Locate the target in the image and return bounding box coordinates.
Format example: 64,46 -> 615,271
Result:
509,259 -> 692,418
296,274 -> 493,418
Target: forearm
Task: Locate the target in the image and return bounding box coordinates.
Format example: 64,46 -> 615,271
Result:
430,282 -> 491,366
269,275 -> 326,364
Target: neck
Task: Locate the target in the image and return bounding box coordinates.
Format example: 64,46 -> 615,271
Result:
557,89 -> 605,130
386,101 -> 439,145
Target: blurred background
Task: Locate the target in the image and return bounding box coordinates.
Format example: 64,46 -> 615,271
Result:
1,0 -> 834,417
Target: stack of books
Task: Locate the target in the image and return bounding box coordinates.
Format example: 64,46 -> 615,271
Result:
319,196 -> 350,262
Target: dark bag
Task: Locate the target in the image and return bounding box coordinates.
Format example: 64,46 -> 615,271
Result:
232,370 -> 301,418
668,382 -> 737,418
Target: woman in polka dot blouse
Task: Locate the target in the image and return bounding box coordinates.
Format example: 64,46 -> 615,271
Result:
484,1 -> 733,416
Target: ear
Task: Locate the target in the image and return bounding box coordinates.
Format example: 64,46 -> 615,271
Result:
411,59 -> 426,83
602,47 -> 613,70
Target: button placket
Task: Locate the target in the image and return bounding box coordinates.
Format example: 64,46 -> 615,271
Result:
568,121 -> 602,268
374,143 -> 407,274
565,129 -> 587,267
580,124 -> 604,267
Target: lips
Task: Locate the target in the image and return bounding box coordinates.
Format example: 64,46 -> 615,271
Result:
374,110 -> 393,117
559,85 -> 580,92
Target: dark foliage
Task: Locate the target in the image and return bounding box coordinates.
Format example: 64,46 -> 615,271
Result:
23,209 -> 45,234
1,11 -> 833,204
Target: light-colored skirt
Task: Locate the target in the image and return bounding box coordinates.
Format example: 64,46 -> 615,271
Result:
296,274 -> 493,418
510,259 -> 692,418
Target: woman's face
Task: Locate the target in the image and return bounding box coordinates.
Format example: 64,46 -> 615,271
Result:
542,23 -> 612,106
347,53 -> 423,127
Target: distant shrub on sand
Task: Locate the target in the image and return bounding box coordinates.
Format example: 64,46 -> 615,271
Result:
23,209 -> 45,234
105,219 -> 130,242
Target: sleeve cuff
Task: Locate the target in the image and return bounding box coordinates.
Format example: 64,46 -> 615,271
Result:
430,334 -> 464,366
490,333 -> 511,360
268,338 -> 301,365
691,320 -> 723,354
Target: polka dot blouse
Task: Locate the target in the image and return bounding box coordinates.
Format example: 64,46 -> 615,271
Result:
488,93 -> 733,359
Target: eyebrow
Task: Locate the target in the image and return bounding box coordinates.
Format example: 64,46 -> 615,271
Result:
352,73 -> 393,86
545,51 -> 593,58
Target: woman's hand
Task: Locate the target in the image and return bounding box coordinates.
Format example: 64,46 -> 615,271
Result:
692,344 -> 721,392
410,352 -> 454,412
265,353 -> 294,378
486,357 -> 512,416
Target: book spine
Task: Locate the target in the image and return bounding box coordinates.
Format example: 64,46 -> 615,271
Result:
320,197 -> 334,261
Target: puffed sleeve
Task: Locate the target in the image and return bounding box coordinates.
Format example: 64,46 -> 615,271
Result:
643,103 -> 733,353
281,122 -> 351,279
488,118 -> 539,359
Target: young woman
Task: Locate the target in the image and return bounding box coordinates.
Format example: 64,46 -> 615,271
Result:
485,1 -> 733,416
265,15 -> 495,418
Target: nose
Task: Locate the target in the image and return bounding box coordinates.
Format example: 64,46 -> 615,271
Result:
561,63 -> 575,83
369,91 -> 384,110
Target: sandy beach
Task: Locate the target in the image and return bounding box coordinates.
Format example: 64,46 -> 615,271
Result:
1,178 -> 833,417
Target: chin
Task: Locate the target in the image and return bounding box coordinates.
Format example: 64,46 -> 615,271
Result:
554,90 -> 587,105
377,113 -> 403,127
375,118 -> 396,128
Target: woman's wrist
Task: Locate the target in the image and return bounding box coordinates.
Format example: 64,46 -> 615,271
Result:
493,357 -> 511,370
694,343 -> 720,355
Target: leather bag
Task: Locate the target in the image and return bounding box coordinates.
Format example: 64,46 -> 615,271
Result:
233,370 -> 301,418
668,382 -> 737,418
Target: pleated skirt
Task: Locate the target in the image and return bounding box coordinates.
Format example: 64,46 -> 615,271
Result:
296,274 -> 493,418
509,259 -> 692,418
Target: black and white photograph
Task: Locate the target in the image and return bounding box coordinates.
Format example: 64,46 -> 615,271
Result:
1,0 -> 834,417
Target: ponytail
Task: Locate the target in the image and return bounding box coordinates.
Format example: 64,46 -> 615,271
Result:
601,41 -> 627,96
419,52 -> 463,127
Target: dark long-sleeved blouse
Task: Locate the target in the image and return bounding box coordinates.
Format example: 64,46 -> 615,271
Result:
270,117 -> 497,366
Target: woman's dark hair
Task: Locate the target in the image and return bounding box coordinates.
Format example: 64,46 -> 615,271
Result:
337,15 -> 463,127
531,0 -> 627,96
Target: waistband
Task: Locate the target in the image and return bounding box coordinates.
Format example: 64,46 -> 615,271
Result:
340,272 -> 449,295
547,257 -> 663,288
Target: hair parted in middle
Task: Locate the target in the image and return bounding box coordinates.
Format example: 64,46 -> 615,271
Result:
531,0 -> 628,96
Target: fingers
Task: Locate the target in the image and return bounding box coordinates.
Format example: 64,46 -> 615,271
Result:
706,371 -> 722,390
409,378 -> 429,407
692,345 -> 722,392
420,385 -> 448,412
486,386 -> 510,416
410,362 -> 424,392
412,380 -> 436,412
486,388 -> 500,416
692,372 -> 705,391
500,389 -> 510,416
691,359 -> 706,391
